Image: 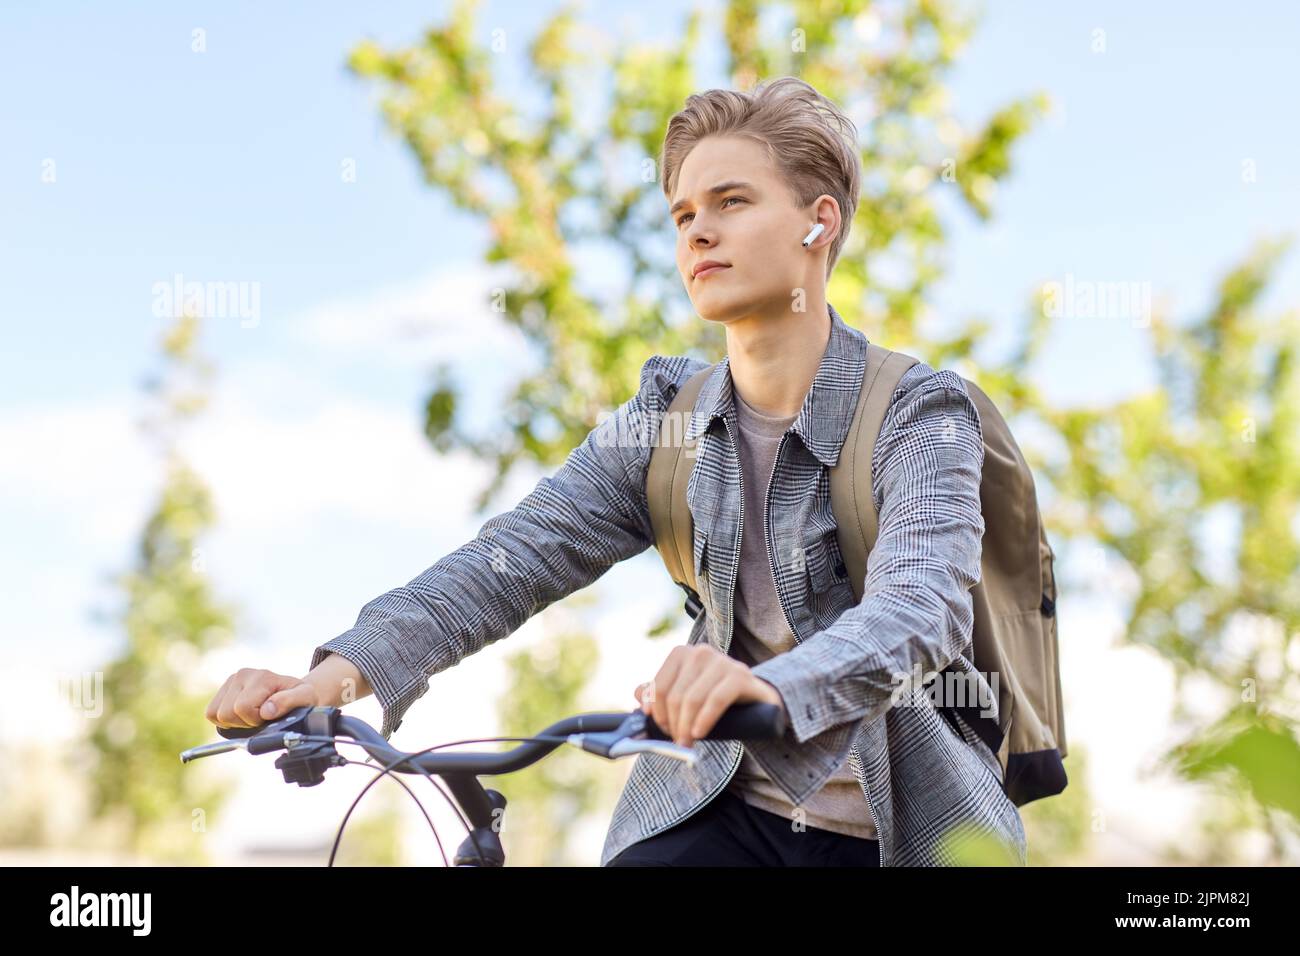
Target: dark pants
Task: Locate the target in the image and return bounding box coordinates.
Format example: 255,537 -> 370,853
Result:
608,788 -> 880,866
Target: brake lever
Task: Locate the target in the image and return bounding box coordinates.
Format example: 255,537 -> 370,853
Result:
180,738 -> 249,763
183,707 -> 345,785
180,707 -> 336,765
567,710 -> 700,765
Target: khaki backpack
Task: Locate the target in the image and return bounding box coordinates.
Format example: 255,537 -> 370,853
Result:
646,343 -> 1068,807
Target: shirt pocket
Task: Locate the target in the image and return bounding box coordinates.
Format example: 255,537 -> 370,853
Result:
692,527 -> 709,587
800,527 -> 850,596
798,527 -> 856,622
690,527 -> 714,618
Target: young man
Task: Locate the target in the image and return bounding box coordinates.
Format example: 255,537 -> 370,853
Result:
206,77 -> 1026,867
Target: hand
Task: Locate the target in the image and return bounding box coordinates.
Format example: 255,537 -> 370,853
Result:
205,668 -> 319,730
634,644 -> 786,749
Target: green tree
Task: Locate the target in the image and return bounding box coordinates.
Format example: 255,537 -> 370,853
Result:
492,615 -> 615,866
1020,239 -> 1300,863
347,0 -> 1061,863
335,786 -> 408,866
349,0 -> 1046,506
82,310 -> 236,862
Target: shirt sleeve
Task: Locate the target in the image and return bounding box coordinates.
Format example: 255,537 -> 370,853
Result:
309,354 -> 709,739
742,364 -> 986,805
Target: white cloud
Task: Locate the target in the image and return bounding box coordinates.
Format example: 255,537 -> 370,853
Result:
0,401 -> 154,549
287,263 -> 533,370
0,261 -> 525,756
181,390 -> 492,529
0,384 -> 493,539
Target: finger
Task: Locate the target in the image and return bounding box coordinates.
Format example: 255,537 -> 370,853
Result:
687,671 -> 748,746
231,674 -> 283,727
641,678 -> 660,724
648,650 -> 687,736
262,680 -> 315,720
635,681 -> 659,724
206,674 -> 235,725
669,649 -> 725,747
214,677 -> 251,728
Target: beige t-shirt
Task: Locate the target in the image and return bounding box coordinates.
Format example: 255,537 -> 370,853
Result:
724,386 -> 877,840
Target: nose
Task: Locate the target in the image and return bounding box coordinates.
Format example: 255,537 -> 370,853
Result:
683,209 -> 717,246
688,230 -> 716,256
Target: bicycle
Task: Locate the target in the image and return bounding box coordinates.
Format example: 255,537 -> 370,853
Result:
180,701 -> 787,866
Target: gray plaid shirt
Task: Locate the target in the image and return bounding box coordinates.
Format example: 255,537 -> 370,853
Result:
311,302 -> 1027,866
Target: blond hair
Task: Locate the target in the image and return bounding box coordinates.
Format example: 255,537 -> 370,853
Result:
661,76 -> 861,279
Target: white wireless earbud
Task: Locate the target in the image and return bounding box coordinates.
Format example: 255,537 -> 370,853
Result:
801,223 -> 825,247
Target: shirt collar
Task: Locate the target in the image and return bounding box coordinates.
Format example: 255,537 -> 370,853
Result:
683,301 -> 869,467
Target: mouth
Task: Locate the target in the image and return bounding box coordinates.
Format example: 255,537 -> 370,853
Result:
693,264 -> 731,279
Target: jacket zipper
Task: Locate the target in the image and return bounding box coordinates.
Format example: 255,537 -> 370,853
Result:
625,412 -> 888,864
625,411 -> 751,849
760,429 -> 887,866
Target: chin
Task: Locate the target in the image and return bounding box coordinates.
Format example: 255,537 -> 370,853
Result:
692,302 -> 726,322
692,304 -> 738,324
689,287 -> 749,323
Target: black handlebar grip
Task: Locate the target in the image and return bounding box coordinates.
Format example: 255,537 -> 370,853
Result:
216,724 -> 261,740
214,706 -> 314,740
247,734 -> 287,755
706,701 -> 787,740
645,701 -> 787,741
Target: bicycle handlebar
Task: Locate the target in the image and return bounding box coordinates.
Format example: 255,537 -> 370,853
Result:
188,700 -> 787,776
181,701 -> 788,867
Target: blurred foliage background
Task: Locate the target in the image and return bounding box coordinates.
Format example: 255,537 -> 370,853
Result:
344,0 -> 1297,865
6,0 -> 1294,866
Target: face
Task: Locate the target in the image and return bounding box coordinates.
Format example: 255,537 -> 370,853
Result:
670,134 -> 836,324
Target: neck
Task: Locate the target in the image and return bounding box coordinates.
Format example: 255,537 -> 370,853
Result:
724,296 -> 832,418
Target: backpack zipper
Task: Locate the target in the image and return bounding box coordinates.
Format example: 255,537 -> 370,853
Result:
759,428 -> 887,866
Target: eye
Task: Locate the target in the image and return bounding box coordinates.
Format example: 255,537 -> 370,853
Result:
676,195 -> 746,228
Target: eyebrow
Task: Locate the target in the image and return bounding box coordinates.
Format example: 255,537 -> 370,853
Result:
669,180 -> 757,217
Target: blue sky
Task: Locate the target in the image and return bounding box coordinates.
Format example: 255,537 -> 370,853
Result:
3,1 -> 1297,404
2,1 -> 1296,862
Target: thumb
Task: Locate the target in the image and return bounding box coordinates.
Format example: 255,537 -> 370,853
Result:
261,678 -> 314,720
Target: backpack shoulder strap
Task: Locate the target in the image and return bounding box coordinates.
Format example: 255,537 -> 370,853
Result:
830,342 -> 920,602
833,349 -> 1070,805
647,364 -> 713,601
